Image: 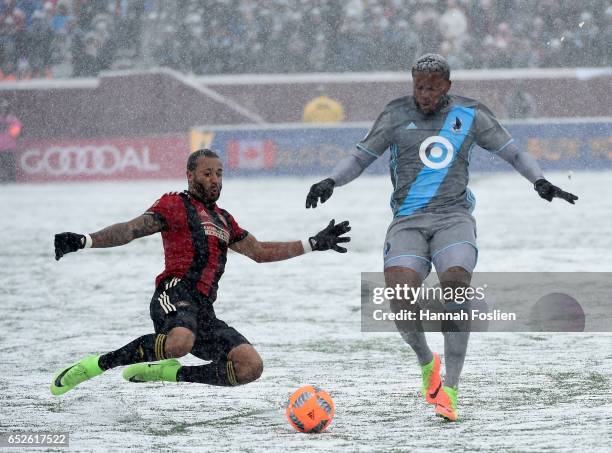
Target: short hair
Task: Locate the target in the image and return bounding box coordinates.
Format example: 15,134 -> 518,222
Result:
411,53 -> 451,80
187,149 -> 220,171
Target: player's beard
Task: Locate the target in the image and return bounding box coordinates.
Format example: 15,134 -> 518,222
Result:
192,181 -> 221,205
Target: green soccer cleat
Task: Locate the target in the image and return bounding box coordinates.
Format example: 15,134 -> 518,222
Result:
421,352 -> 442,404
50,354 -> 104,396
122,359 -> 181,383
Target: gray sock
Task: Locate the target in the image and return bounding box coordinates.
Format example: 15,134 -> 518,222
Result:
392,303 -> 433,366
399,330 -> 434,366
442,330 -> 470,388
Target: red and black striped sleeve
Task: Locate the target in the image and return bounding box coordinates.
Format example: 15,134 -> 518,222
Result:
145,192 -> 182,231
224,211 -> 248,244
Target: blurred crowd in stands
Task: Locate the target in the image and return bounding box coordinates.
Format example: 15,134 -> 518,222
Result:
1,0 -> 611,80
0,0 -> 144,79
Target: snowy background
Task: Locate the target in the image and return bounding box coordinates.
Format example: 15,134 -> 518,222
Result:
1,171 -> 611,452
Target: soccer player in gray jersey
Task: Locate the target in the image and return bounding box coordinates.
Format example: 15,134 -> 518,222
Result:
305,54 -> 577,422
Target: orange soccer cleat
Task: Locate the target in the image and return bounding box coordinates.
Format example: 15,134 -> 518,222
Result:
435,385 -> 458,421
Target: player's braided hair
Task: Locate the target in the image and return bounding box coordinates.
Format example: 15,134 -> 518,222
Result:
187,148 -> 220,170
411,53 -> 451,80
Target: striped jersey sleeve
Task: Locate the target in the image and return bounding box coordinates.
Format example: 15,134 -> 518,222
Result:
145,192 -> 181,231
219,209 -> 248,244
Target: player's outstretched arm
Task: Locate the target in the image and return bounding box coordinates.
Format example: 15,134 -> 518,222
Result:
54,213 -> 165,261
496,142 -> 578,204
305,152 -> 378,208
230,219 -> 351,263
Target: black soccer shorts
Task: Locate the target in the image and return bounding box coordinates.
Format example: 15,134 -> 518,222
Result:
149,277 -> 250,361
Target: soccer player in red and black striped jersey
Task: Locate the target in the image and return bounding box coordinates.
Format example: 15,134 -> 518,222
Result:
50,149 -> 351,395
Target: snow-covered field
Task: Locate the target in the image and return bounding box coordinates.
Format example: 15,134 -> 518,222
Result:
1,171 -> 611,452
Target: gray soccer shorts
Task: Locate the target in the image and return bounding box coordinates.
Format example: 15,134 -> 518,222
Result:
383,210 -> 478,280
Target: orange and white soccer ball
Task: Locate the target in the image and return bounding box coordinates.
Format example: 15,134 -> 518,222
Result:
286,385 -> 334,433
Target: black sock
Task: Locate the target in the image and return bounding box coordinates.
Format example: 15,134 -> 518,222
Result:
177,360 -> 238,386
98,334 -> 167,370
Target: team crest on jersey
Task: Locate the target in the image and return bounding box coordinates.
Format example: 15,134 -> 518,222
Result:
202,221 -> 230,243
451,117 -> 462,133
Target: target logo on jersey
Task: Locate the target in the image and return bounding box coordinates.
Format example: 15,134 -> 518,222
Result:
419,136 -> 455,170
286,385 -> 334,433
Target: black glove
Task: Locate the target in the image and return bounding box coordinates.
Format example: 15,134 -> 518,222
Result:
54,232 -> 87,261
306,178 -> 335,208
534,179 -> 578,204
309,219 -> 351,253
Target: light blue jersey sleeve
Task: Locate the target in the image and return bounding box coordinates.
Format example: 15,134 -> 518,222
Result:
496,142 -> 544,183
329,152 -> 377,186
356,107 -> 393,158
474,104 -> 543,183
473,104 -> 513,153
329,105 -> 393,186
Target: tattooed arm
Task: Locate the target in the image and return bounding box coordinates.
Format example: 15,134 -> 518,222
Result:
54,213 -> 166,260
229,234 -> 305,263
90,213 -> 165,248
229,219 -> 351,262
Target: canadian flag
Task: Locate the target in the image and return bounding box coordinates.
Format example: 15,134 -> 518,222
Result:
227,139 -> 276,170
